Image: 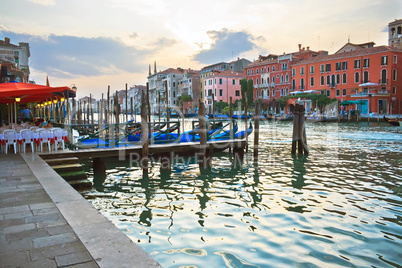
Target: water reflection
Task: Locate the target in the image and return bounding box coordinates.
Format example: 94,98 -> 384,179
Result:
82,121 -> 402,268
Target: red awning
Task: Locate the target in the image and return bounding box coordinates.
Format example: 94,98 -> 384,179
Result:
0,82 -> 76,104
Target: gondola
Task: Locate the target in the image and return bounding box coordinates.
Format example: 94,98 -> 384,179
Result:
383,116 -> 401,126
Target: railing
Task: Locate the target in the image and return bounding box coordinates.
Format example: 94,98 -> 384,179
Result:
379,79 -> 388,85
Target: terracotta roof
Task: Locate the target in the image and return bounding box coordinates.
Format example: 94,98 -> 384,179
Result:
211,70 -> 243,77
389,19 -> 402,26
293,45 -> 402,66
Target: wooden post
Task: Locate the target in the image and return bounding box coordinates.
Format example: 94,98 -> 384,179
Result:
125,83 -> 128,123
130,96 -> 134,122
244,95 -> 248,153
141,91 -> 149,171
106,86 -> 110,124
165,81 -> 170,122
146,82 -> 151,139
212,93 -> 215,120
229,97 -> 233,153
292,104 -> 308,155
254,102 -> 260,160
198,100 -> 210,171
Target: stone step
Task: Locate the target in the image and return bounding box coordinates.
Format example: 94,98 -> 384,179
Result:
58,171 -> 88,182
51,163 -> 84,173
45,157 -> 80,166
69,179 -> 93,190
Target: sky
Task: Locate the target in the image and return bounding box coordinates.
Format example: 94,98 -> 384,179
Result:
0,0 -> 401,98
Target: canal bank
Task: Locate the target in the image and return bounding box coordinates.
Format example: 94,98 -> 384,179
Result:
0,154 -> 162,268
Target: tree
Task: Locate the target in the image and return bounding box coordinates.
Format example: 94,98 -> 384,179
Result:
246,79 -> 254,107
177,94 -> 192,107
214,101 -> 228,114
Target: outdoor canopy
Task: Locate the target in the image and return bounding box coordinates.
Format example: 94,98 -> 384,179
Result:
0,82 -> 76,104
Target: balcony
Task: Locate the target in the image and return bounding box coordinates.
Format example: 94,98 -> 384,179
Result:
379,79 -> 388,85
270,82 -> 275,87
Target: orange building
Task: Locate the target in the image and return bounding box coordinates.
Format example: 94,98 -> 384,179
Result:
292,43 -> 402,115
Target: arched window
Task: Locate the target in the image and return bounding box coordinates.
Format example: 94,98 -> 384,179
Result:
321,76 -> 325,85
272,76 -> 275,83
300,78 -> 305,90
336,74 -> 340,84
355,72 -> 360,83
292,79 -> 296,90
398,26 -> 402,35
326,75 -> 330,85
256,78 -> 259,85
247,70 -> 250,75
285,88 -> 289,96
342,73 -> 347,84
281,88 -> 284,96
256,69 -> 259,74
261,68 -> 264,74
267,67 -> 270,72
251,69 -> 254,75
331,74 -> 335,87
285,74 -> 289,83
281,75 -> 284,83
272,90 -> 275,97
310,77 -> 314,87
363,71 -> 369,83
393,69 -> 397,81
381,69 -> 387,84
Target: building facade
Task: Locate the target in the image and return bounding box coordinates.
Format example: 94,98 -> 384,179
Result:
0,37 -> 30,83
292,44 -> 402,114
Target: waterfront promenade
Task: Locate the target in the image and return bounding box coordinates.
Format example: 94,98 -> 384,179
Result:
0,154 -> 162,268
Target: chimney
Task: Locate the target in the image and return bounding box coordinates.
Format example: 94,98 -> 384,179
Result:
307,46 -> 310,51
298,44 -> 302,51
5,37 -> 10,44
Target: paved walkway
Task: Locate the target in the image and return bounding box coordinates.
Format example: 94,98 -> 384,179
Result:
0,154 -> 161,268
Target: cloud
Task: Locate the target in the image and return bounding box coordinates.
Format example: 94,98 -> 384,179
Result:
0,30 -> 153,79
129,32 -> 139,39
147,37 -> 177,49
193,28 -> 259,64
28,0 -> 56,6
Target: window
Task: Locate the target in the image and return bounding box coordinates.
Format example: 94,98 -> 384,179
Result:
292,68 -> 296,76
256,78 -> 259,85
336,89 -> 340,96
310,77 -> 314,87
310,66 -> 314,74
320,64 -> 324,73
261,68 -> 264,74
232,79 -> 235,85
272,90 -> 275,97
363,58 -> 369,68
173,82 -> 176,87
205,81 -> 207,86
281,75 -> 284,83
219,78 -> 222,84
342,73 -> 347,84
272,76 -> 275,83
173,91 -> 176,98
381,70 -> 387,84
256,69 -> 259,74
325,64 -> 331,72
261,90 -> 264,98
281,88 -> 284,96
393,55 -> 397,64
247,70 -> 250,75
393,69 -> 397,81
342,89 -> 347,96
321,76 -> 325,86
301,67 -> 305,75
214,79 -> 216,84
267,67 -> 270,72
331,74 -> 335,88
286,88 -> 289,96
251,69 -> 254,75
342,61 -> 347,70
363,71 -> 369,83
336,74 -> 340,84
335,62 -> 341,71
235,90 -> 240,96
326,90 -> 330,97
393,87 -> 396,94
214,88 -> 216,96
381,56 -> 388,66
355,72 -> 360,83
292,79 -> 296,90
285,75 -> 289,83
219,89 -> 223,96
354,59 -> 360,69
300,78 -> 304,90
326,75 -> 330,85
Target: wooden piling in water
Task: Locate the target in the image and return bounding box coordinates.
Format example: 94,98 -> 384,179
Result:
229,97 -> 233,153
198,100 -> 211,171
291,104 -> 309,155
254,102 -> 260,160
93,157 -> 106,187
244,95 -> 248,153
125,83 -> 128,123
141,89 -> 149,171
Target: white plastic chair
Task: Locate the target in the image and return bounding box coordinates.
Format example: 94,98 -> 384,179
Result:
20,129 -> 35,153
52,129 -> 65,151
37,129 -> 52,152
4,130 -> 17,154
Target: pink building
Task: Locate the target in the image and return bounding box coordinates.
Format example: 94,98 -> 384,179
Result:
203,70 -> 243,112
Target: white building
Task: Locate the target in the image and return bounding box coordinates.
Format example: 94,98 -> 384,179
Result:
0,37 -> 30,81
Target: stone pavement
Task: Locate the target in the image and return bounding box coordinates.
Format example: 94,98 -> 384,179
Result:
0,154 -> 162,268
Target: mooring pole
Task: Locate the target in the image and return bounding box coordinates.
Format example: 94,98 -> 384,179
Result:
199,100 -> 210,171
254,101 -> 260,160
125,83 -> 128,123
244,95 -> 248,153
229,97 -> 233,153
292,104 -> 308,155
93,157 -> 106,189
141,90 -> 149,172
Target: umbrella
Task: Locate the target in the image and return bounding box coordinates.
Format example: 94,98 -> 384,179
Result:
0,82 -> 76,104
359,82 -> 378,87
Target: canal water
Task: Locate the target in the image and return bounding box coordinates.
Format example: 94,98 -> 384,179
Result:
81,120 -> 402,268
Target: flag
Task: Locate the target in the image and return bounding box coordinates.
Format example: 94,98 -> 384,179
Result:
46,76 -> 50,86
